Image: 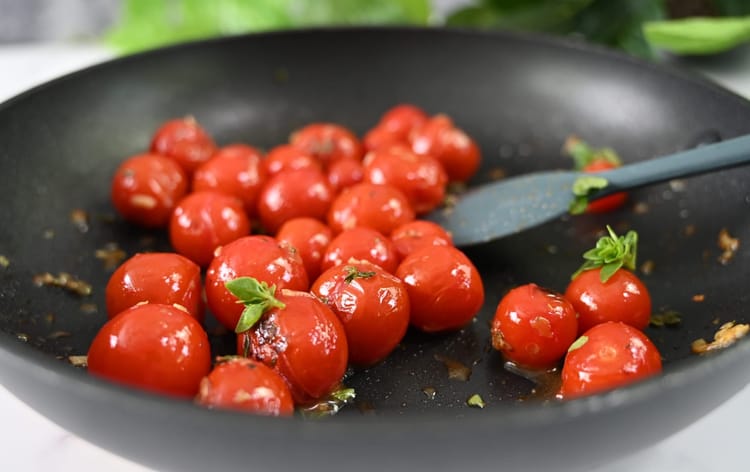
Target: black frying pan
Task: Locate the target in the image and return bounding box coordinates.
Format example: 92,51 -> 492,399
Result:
1,28 -> 750,472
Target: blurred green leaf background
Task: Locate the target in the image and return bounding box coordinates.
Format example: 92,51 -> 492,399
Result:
105,0 -> 750,58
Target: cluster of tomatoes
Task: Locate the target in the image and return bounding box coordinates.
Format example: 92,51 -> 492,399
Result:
89,104 -> 487,415
491,226 -> 663,399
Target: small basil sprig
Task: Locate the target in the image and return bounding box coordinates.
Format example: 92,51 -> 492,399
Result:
571,225 -> 638,283
225,277 -> 285,333
563,135 -> 622,171
569,175 -> 609,215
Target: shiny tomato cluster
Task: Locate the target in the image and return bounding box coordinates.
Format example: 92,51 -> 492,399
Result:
491,226 -> 662,399
92,105 -> 486,415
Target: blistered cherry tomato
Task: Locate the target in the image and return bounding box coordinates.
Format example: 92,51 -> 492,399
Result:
275,217 -> 333,282
257,168 -> 334,235
263,144 -> 321,177
491,284 -> 578,369
111,153 -> 188,228
565,268 -> 652,335
205,236 -> 308,330
559,322 -> 662,399
363,144 -> 448,214
169,191 -> 251,267
582,159 -> 628,213
312,260 -> 410,366
390,220 -> 453,260
410,114 -> 480,183
396,246 -> 484,332
192,144 -> 267,217
87,303 -> 211,398
377,104 -> 429,139
150,117 -> 217,174
363,125 -> 405,152
290,123 -> 363,169
321,227 -> 399,274
237,290 -> 348,404
105,252 -> 203,321
327,157 -> 365,194
327,182 -> 415,235
196,357 -> 294,416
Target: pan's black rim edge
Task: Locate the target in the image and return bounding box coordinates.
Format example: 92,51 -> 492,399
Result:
1,25 -> 750,434
1,25 -> 750,115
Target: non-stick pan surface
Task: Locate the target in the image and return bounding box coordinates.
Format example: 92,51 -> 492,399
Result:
1,28 -> 750,472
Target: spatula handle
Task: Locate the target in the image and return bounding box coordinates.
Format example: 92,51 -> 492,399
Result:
596,133 -> 750,196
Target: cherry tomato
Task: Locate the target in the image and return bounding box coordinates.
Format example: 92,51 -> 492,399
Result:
105,252 -> 203,321
395,246 -> 484,332
196,357 -> 294,416
363,144 -> 448,214
326,157 -> 365,194
327,182 -> 415,235
289,123 -> 363,169
491,284 -> 578,369
205,236 -> 308,331
257,168 -> 334,235
377,104 -> 428,139
237,290 -> 348,405
410,114 -> 481,183
275,217 -> 333,282
311,260 -> 410,366
192,144 -> 267,217
321,227 -> 400,275
565,268 -> 652,335
559,321 -> 662,399
150,116 -> 217,174
263,144 -> 321,177
111,153 -> 188,228
87,303 -> 211,398
582,159 -> 628,213
390,220 -> 453,260
363,125 -> 406,152
169,191 -> 251,267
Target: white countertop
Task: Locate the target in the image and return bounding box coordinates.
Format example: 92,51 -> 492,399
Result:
1,42 -> 749,472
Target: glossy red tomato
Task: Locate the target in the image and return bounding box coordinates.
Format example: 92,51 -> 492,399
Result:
410,114 -> 480,183
169,191 -> 251,267
87,303 -> 211,398
491,284 -> 578,369
111,153 -> 188,228
559,321 -> 663,399
326,157 -> 365,194
150,117 -> 217,174
192,144 -> 267,217
363,125 -> 406,152
363,144 -> 448,214
395,246 -> 484,332
390,220 -> 453,260
237,290 -> 348,405
377,104 -> 429,139
196,357 -> 294,416
205,236 -> 309,331
311,260 -> 410,366
327,182 -> 415,235
582,159 -> 628,213
321,227 -> 400,274
105,252 -> 203,321
275,217 -> 333,282
289,123 -> 363,169
257,168 -> 334,235
263,144 -> 321,177
565,268 -> 652,335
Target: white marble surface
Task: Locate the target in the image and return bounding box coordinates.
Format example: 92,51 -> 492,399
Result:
1,42 -> 749,472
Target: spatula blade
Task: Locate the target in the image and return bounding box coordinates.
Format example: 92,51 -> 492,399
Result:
427,170 -> 581,247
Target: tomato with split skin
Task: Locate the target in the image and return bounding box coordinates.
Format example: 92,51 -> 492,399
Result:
290,123 -> 363,169
311,260 -> 410,366
390,220 -> 453,260
87,303 -> 211,398
196,357 -> 294,416
236,289 -> 348,405
559,321 -> 662,399
491,283 -> 578,369
105,252 -> 203,321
